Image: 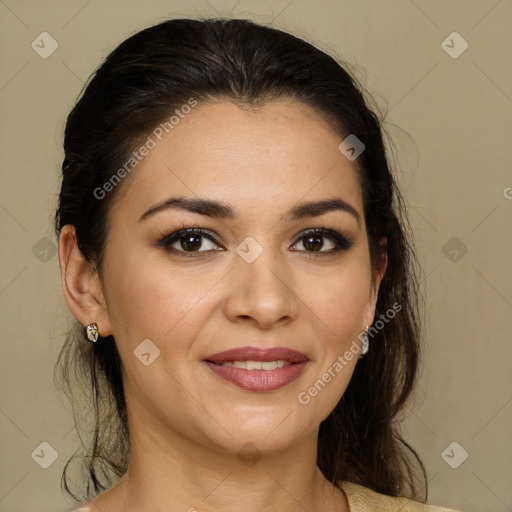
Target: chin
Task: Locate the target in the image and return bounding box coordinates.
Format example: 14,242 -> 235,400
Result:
196,408 -> 316,456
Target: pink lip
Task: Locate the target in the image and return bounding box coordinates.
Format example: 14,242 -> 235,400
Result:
205,346 -> 309,364
204,346 -> 309,392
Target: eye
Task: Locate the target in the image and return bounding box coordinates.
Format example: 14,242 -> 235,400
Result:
157,226 -> 224,256
157,225 -> 352,257
291,228 -> 352,254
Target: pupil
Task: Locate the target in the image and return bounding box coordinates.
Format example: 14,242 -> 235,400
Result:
182,235 -> 202,251
305,235 -> 323,251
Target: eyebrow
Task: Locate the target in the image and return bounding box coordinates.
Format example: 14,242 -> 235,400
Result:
138,196 -> 360,225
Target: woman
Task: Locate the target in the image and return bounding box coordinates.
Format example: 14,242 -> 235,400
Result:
54,18 -> 460,512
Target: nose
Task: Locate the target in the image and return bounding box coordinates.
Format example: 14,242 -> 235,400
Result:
223,246 -> 298,330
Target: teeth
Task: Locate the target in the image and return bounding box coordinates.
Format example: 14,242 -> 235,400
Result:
246,360 -> 262,370
222,360 -> 289,370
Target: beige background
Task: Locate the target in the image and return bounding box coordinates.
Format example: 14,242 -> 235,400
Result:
0,1 -> 511,511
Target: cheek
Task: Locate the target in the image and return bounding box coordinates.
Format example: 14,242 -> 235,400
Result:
101,247 -> 173,339
102,246 -> 222,352
307,257 -> 371,339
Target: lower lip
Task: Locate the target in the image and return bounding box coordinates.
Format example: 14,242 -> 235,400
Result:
204,361 -> 308,391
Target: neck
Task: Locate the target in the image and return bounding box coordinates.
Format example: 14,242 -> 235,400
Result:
91,415 -> 348,512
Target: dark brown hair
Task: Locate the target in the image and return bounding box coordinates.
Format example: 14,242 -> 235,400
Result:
54,17 -> 426,503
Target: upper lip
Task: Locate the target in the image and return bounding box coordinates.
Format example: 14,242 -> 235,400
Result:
205,346 -> 309,364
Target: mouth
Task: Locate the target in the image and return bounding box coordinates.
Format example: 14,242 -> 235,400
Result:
204,346 -> 309,392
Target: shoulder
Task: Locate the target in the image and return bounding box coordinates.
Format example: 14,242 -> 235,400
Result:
338,481 -> 462,512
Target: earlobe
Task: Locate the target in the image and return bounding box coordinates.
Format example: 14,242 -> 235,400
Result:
58,225 -> 112,336
364,237 -> 388,327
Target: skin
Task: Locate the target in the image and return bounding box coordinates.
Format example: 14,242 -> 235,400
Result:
59,99 -> 387,512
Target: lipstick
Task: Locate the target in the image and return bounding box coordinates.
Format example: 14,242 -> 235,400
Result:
204,346 -> 309,392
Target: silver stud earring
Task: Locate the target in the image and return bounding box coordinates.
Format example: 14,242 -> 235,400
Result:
86,322 -> 99,343
359,325 -> 370,358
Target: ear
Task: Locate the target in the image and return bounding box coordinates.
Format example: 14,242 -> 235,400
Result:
363,237 -> 388,327
58,224 -> 112,337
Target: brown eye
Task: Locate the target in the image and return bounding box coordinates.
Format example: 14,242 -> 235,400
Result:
291,228 -> 352,254
302,234 -> 325,251
158,228 -> 224,255
179,234 -> 203,251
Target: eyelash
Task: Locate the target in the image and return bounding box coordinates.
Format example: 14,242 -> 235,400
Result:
156,223 -> 353,258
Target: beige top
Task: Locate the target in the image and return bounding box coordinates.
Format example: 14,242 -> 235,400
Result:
339,481 -> 460,511
70,481 -> 461,511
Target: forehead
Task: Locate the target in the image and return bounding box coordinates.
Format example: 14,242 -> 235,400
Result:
110,100 -> 363,221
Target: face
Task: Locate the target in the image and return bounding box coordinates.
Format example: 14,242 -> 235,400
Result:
96,100 -> 385,455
